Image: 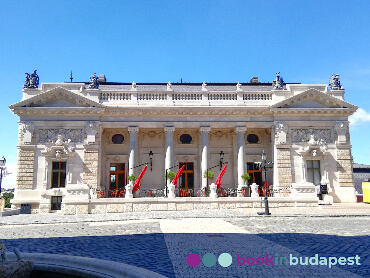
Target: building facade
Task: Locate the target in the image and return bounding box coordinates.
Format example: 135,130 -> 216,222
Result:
9,73 -> 358,213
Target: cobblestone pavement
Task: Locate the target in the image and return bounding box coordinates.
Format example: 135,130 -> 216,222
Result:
1,206 -> 369,277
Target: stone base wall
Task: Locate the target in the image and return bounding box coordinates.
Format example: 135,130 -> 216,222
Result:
16,149 -> 35,190
83,149 -> 99,189
336,148 -> 355,187
277,148 -> 292,187
60,198 -> 318,215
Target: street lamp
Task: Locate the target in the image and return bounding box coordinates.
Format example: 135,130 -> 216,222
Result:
149,151 -> 153,171
257,150 -> 272,216
0,156 -> 6,198
219,150 -> 224,170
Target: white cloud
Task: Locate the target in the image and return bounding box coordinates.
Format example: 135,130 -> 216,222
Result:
349,108 -> 370,126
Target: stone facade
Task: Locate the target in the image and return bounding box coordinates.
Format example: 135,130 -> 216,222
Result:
16,149 -> 35,190
9,76 -> 359,213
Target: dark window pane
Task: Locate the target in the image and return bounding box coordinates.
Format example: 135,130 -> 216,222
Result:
247,163 -> 254,170
247,134 -> 259,144
112,134 -> 124,144
51,196 -> 62,210
117,163 -> 125,171
118,173 -> 125,188
187,163 -> 194,170
52,172 -> 59,188
255,172 -> 262,185
52,162 -> 59,170
60,172 -> 66,187
180,134 -> 192,144
188,173 -> 194,188
60,162 -> 67,170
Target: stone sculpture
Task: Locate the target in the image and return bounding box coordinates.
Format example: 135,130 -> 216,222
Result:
89,73 -> 99,89
23,70 -> 39,88
329,74 -> 343,90
272,72 -> 284,89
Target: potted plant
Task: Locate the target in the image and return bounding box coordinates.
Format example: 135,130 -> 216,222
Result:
127,174 -> 138,184
203,170 -> 215,181
241,173 -> 251,185
164,171 -> 176,181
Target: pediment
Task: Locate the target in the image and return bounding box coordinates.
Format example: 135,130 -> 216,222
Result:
271,89 -> 356,110
10,87 -> 104,109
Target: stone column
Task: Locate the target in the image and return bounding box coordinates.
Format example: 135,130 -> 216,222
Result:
128,127 -> 139,176
236,127 -> 246,189
200,127 -> 211,188
164,127 -> 175,171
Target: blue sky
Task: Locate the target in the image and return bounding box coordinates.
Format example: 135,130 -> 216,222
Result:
1,0 -> 370,188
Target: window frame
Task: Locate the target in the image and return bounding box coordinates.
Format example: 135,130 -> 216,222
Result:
51,161 -> 67,188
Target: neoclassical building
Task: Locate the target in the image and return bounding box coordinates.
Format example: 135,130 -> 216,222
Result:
9,73 -> 358,214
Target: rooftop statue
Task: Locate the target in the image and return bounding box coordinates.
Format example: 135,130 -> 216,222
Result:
236,82 -> 242,91
167,81 -> 172,91
202,81 -> 207,91
89,73 -> 99,89
329,74 -> 343,90
132,81 -> 137,89
272,72 -> 284,89
24,70 -> 39,89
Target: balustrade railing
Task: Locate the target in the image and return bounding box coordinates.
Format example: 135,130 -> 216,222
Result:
209,93 -> 237,101
100,92 -> 131,101
243,93 -> 272,100
176,188 -> 194,197
173,93 -> 202,101
137,93 -> 167,101
138,189 -> 165,198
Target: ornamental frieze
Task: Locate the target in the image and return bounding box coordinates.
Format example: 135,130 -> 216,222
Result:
39,128 -> 83,143
291,128 -> 332,144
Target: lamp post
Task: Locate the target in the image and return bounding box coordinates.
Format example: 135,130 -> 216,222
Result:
149,151 -> 153,171
219,150 -> 224,170
257,150 -> 273,216
0,156 -> 6,199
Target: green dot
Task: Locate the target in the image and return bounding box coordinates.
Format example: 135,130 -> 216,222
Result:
202,253 -> 217,267
218,253 -> 232,267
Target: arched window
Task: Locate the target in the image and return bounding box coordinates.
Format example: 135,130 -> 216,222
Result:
246,134 -> 259,144
180,134 -> 192,144
112,134 -> 124,144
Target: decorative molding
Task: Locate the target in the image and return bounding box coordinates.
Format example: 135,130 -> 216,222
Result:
103,129 -> 128,144
291,128 -> 332,144
200,126 -> 211,133
21,121 -> 35,144
42,134 -> 76,161
335,121 -> 348,144
210,130 -> 230,145
128,126 -> 139,133
164,126 -> 175,133
85,121 -> 101,144
274,122 -> 288,144
235,126 -> 247,133
39,128 -> 83,144
175,129 -> 197,145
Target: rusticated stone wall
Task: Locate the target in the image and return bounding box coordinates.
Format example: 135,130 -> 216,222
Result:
16,149 -> 35,189
336,148 -> 354,187
277,148 -> 292,187
83,149 -> 99,188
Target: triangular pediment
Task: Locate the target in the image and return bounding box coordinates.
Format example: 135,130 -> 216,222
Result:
271,89 -> 357,110
9,87 -> 104,109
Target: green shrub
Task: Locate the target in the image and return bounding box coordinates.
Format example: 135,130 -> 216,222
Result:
127,174 -> 137,181
203,171 -> 214,180
164,171 -> 175,180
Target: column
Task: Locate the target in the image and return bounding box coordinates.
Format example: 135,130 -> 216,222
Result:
128,127 -> 139,176
164,127 -> 175,171
200,127 -> 211,188
236,126 -> 246,189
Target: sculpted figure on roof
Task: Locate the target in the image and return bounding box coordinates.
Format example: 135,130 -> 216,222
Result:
329,74 -> 343,90
272,72 -> 284,90
24,70 -> 39,89
89,73 -> 99,89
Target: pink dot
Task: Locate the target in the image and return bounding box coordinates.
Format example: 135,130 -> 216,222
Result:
187,253 -> 201,267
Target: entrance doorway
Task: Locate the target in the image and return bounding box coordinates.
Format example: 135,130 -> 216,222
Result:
110,163 -> 126,190
179,162 -> 194,190
247,162 -> 262,185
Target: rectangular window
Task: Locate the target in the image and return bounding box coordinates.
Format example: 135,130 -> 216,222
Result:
246,162 -> 262,185
110,163 -> 125,190
307,160 -> 321,185
51,196 -> 62,210
51,162 -> 67,188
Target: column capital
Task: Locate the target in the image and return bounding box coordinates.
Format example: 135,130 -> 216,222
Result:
200,126 -> 211,133
235,126 -> 247,133
128,126 -> 139,133
164,126 -> 175,133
